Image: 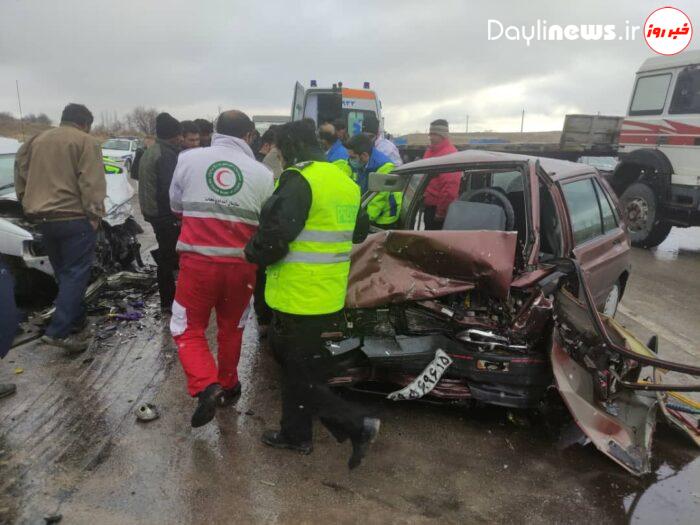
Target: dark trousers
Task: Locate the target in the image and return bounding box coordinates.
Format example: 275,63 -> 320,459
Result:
0,258 -> 19,358
270,309 -> 366,444
423,206 -> 444,230
39,218 -> 96,339
149,218 -> 180,310
253,265 -> 272,325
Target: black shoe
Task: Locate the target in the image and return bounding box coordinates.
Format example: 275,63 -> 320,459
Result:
191,383 -> 222,428
0,383 -> 17,400
348,417 -> 381,470
261,430 -> 313,455
217,383 -> 242,407
41,334 -> 90,353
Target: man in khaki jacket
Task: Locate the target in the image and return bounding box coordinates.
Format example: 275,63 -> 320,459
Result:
14,103 -> 106,352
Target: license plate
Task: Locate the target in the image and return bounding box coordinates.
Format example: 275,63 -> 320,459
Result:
387,349 -> 453,401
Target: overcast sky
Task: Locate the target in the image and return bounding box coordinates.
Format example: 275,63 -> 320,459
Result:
1,0 -> 698,134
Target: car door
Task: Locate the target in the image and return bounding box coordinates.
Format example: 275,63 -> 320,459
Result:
291,81 -> 305,122
559,175 -> 630,309
551,285 -> 657,476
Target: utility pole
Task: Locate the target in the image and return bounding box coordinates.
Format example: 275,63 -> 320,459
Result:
16,80 -> 25,140
466,114 -> 469,135
520,109 -> 525,133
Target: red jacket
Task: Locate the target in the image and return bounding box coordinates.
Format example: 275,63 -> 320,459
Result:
422,138 -> 460,218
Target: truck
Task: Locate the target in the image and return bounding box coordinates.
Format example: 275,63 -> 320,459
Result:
396,50 -> 700,248
252,114 -> 290,135
290,80 -> 382,136
609,50 -> 700,247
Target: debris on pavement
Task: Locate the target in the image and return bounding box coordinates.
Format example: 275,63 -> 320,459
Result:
135,403 -> 160,423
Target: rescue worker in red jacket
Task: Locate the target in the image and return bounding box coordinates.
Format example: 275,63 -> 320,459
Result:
422,119 -> 461,230
169,110 -> 274,428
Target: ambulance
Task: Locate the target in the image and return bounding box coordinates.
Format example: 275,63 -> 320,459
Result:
290,81 -> 382,136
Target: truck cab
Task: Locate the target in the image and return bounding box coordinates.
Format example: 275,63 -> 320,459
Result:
613,50 -> 700,247
291,81 -> 381,136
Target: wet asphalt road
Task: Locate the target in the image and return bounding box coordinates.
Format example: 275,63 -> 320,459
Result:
1,228 -> 699,524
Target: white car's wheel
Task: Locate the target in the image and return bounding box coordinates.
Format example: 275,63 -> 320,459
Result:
603,281 -> 621,317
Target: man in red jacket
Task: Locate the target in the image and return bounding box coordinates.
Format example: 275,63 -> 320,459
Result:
422,119 -> 461,230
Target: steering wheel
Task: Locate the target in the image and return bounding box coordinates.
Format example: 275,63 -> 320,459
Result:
462,188 -> 516,230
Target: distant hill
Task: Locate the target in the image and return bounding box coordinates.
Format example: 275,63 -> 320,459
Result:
0,118 -> 53,141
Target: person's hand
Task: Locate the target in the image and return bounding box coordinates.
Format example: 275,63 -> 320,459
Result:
90,218 -> 100,231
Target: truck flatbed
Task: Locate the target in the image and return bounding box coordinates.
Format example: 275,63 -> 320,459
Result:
395,114 -> 622,162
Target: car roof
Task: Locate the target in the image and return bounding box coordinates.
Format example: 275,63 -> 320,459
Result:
393,149 -> 595,181
0,137 -> 21,155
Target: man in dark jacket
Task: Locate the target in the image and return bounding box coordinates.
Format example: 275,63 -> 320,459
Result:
180,120 -> 201,150
138,113 -> 182,312
0,257 -> 19,399
245,121 -> 379,470
194,119 -> 213,147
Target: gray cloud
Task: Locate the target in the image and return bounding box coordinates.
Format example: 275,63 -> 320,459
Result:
0,0 -> 698,134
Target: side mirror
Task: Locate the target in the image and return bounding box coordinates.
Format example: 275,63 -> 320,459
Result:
368,172 -> 409,193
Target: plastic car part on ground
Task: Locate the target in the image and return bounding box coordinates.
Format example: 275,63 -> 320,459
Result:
135,403 -> 160,422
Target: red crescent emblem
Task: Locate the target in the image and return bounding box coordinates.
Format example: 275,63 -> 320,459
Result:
214,168 -> 233,188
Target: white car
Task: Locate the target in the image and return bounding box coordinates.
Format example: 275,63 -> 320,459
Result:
0,138 -> 144,308
101,138 -> 141,172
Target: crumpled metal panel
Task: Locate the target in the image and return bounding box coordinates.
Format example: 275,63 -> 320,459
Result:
346,230 -> 518,308
551,333 -> 657,476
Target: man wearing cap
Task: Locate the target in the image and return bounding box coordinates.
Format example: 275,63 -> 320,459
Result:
422,119 -> 461,230
138,112 -> 183,313
362,115 -> 402,166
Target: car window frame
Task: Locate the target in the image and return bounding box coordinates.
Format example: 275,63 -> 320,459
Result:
390,162 -> 533,254
560,175 -> 623,247
592,178 -> 619,234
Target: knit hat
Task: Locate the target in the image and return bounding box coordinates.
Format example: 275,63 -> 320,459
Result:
156,112 -> 182,140
429,119 -> 449,137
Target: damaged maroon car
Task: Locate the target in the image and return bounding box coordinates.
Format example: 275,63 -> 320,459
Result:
325,150 -> 700,476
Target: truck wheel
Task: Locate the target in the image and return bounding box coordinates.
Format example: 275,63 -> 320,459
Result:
620,182 -> 672,248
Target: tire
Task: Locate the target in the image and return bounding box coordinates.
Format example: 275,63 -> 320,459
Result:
602,280 -> 621,317
124,158 -> 132,173
619,182 -> 672,248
